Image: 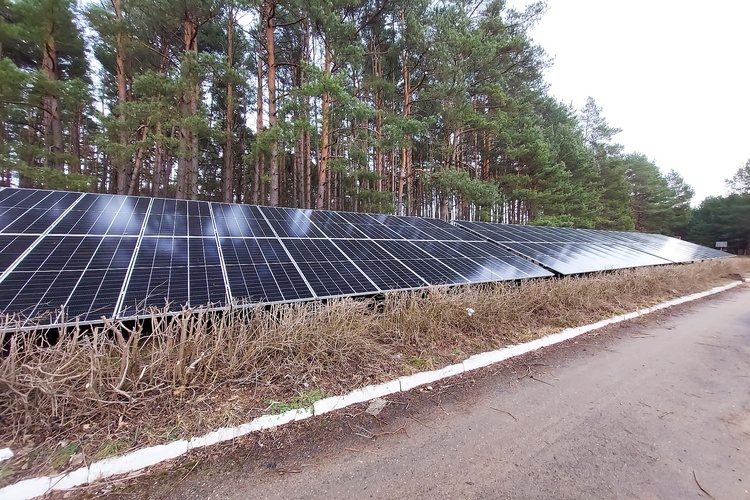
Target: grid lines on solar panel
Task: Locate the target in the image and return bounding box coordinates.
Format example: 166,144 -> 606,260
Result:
370,214 -> 439,240
331,239 -> 427,290
186,238 -> 227,306
0,236 -> 103,325
50,193 -> 151,236
306,211 -> 368,239
120,238 -> 189,315
280,238 -> 379,296
335,212 -> 404,239
219,237 -> 314,303
596,231 -> 729,262
63,237 -> 138,321
420,241 -> 553,280
0,189 -> 82,235
375,240 -> 470,285
210,203 -> 275,237
410,217 -> 482,240
496,241 -> 670,275
144,199 -> 188,236
119,236 -> 228,317
259,206 -> 325,238
0,235 -> 38,276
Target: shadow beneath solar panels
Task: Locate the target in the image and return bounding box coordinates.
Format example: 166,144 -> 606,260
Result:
0,278 -> 548,358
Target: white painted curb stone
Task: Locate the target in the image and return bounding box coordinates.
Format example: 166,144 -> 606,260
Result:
0,280 -> 743,500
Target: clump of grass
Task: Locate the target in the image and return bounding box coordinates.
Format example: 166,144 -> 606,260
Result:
0,258 -> 748,484
50,442 -> 80,470
265,389 -> 327,414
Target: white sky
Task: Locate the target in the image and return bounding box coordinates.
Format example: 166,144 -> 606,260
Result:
508,0 -> 750,204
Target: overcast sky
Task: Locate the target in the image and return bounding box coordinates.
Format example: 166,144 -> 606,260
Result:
508,0 -> 750,204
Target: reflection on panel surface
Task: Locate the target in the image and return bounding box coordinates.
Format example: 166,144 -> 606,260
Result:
455,221 -> 728,275
0,188 -> 727,331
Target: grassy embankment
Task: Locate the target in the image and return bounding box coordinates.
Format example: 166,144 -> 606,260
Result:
1,257 -> 749,484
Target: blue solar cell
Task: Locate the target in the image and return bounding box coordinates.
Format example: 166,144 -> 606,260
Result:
211,203 -> 275,237
220,238 -> 314,303
281,239 -> 378,296
306,211 -> 368,239
260,206 -> 325,238
0,235 -> 37,275
0,190 -> 81,235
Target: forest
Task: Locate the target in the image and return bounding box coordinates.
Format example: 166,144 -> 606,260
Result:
0,0 -> 743,244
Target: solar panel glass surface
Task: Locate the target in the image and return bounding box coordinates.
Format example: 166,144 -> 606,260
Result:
0,189 -> 81,235
220,237 -> 314,303
281,238 -> 379,296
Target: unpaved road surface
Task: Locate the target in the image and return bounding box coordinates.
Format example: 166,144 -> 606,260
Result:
139,286 -> 750,500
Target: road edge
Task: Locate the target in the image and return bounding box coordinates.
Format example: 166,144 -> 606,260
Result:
2,279 -> 747,499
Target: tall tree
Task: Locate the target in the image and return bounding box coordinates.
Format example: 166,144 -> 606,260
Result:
7,0 -> 87,180
726,159 -> 750,195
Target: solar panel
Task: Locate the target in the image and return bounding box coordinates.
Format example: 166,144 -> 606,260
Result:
259,206 -> 326,238
401,217 -> 478,241
0,235 -> 38,274
419,241 -> 554,281
50,193 -> 150,236
370,214 -> 438,240
455,222 -> 683,275
219,237 -> 314,303
0,188 -> 726,331
0,189 -> 82,234
306,211 -> 368,239
589,230 -> 729,263
0,236 -> 102,325
336,212 -> 404,239
331,239 -> 428,290
375,240 -> 471,285
211,202 -> 275,238
280,239 -> 379,296
66,237 -> 138,321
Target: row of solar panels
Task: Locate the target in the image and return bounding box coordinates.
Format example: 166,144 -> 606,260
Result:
0,188 -> 728,331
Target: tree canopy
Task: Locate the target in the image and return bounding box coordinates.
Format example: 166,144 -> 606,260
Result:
0,0 -> 704,235
687,160 -> 750,253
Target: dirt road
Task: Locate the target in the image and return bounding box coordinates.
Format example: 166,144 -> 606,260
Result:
145,285 -> 750,499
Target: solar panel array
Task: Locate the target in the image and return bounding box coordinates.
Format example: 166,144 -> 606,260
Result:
455,221 -> 729,275
0,188 -> 554,330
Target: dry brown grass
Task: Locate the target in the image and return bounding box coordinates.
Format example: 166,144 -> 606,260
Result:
1,258 -> 749,484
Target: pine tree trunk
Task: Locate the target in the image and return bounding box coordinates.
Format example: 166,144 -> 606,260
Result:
304,125 -> 311,207
128,126 -> 148,195
222,5 -> 235,203
253,7 -> 264,205
266,1 -> 279,206
114,0 -> 131,194
178,13 -> 199,200
316,45 -> 331,210
373,44 -> 384,193
69,106 -> 82,175
42,34 -> 63,172
152,123 -> 163,197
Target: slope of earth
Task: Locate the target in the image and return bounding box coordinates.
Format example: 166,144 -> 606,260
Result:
94,284 -> 750,499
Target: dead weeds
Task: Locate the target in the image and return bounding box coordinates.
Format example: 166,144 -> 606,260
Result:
1,258 -> 749,485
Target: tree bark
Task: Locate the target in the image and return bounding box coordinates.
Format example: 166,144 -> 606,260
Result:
128,126 -> 149,195
253,6 -> 265,205
398,12 -> 412,216
177,12 -> 199,200
113,0 -> 131,194
316,44 -> 331,210
222,4 -> 235,203
266,0 -> 279,206
41,32 -> 63,172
